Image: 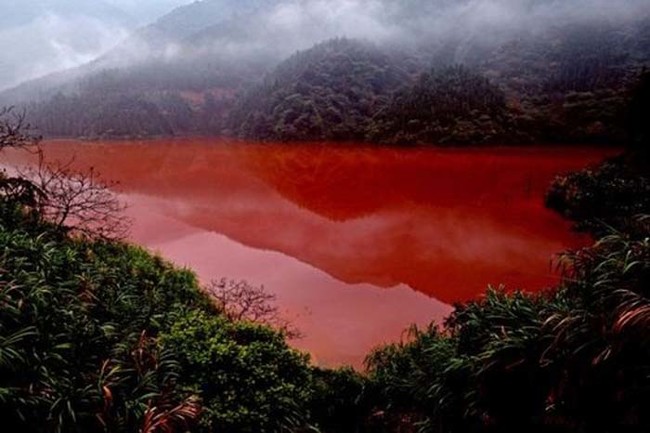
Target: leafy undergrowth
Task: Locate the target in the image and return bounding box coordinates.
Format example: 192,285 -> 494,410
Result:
366,231 -> 650,433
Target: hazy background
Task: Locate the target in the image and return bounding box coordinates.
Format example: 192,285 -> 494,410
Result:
0,0 -> 188,90
2,0 -> 650,93
115,0 -> 650,70
104,0 -> 190,21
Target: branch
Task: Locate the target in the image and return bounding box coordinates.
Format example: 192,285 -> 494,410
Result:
207,278 -> 302,339
0,107 -> 40,151
17,156 -> 131,240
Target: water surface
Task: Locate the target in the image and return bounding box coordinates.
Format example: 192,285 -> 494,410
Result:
4,139 -> 615,366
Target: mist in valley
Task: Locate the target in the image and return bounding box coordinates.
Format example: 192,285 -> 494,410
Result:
97,0 -> 650,77
0,0 -> 187,90
3,0 -> 649,90
0,0 -> 648,143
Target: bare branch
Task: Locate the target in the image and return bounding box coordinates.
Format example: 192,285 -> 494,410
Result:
207,278 -> 302,339
18,155 -> 131,240
0,106 -> 40,151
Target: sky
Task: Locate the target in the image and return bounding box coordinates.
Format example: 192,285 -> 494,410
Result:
0,0 -> 190,90
103,0 -> 190,22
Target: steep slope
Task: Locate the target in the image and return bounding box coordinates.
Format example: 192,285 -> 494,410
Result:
0,1 -> 282,138
368,66 -> 512,144
230,38 -> 411,141
136,0 -> 265,43
232,15 -> 650,145
0,0 -> 276,105
1,0 -> 650,142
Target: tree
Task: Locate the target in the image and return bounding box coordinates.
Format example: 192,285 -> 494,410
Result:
207,278 -> 301,339
546,157 -> 650,237
19,155 -> 130,240
368,66 -> 512,145
161,309 -> 312,433
0,106 -> 129,240
0,107 -> 39,151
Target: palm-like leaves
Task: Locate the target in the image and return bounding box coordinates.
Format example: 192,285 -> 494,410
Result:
367,224 -> 650,433
0,196 -> 207,433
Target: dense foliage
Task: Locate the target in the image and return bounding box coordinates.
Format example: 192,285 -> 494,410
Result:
368,66 -> 512,144
162,309 -> 312,433
24,62 -> 256,139
546,156 -> 650,237
231,20 -> 649,145
364,230 -> 650,433
229,38 -> 408,141
546,71 -> 650,237
0,196 -> 207,432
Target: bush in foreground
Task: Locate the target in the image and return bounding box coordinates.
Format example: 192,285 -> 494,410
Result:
366,227 -> 650,433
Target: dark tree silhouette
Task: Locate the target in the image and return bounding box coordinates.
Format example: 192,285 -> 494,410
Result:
0,107 -> 39,150
208,278 -> 301,339
19,155 -> 130,240
628,70 -> 650,158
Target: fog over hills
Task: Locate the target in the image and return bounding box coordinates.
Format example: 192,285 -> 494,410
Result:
0,0 -> 193,91
113,0 -> 650,63
1,0 -> 649,143
103,0 -> 190,24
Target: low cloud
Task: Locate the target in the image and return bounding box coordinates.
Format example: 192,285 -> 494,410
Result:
165,0 -> 650,65
0,12 -> 131,90
2,0 -> 650,90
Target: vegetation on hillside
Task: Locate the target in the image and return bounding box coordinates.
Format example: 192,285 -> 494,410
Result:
229,38 -> 409,141
367,66 -> 512,144
547,72 -> 650,237
231,20 -> 649,145
365,230 -> 650,432
24,61 -> 258,139
6,11 -> 648,144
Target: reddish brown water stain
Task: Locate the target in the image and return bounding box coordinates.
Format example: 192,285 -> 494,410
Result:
2,139 -> 617,366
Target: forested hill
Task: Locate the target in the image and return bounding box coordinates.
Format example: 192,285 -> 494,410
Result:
1,1 -> 649,143
0,0 -> 279,131
229,39 -> 411,141
232,19 -> 650,144
228,40 -> 514,143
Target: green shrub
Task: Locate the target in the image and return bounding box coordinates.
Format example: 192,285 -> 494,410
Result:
162,308 -> 312,433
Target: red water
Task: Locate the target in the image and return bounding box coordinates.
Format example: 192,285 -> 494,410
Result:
2,138 -> 616,367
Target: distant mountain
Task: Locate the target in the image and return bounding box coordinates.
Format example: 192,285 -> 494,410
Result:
1,0 -> 649,143
102,0 -> 191,25
135,0 -> 267,45
0,0 -> 283,102
0,0 -> 136,90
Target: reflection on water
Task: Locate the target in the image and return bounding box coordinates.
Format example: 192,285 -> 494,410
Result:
3,139 -> 616,366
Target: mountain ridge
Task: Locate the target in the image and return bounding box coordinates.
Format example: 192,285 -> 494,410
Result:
1,0 -> 649,144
